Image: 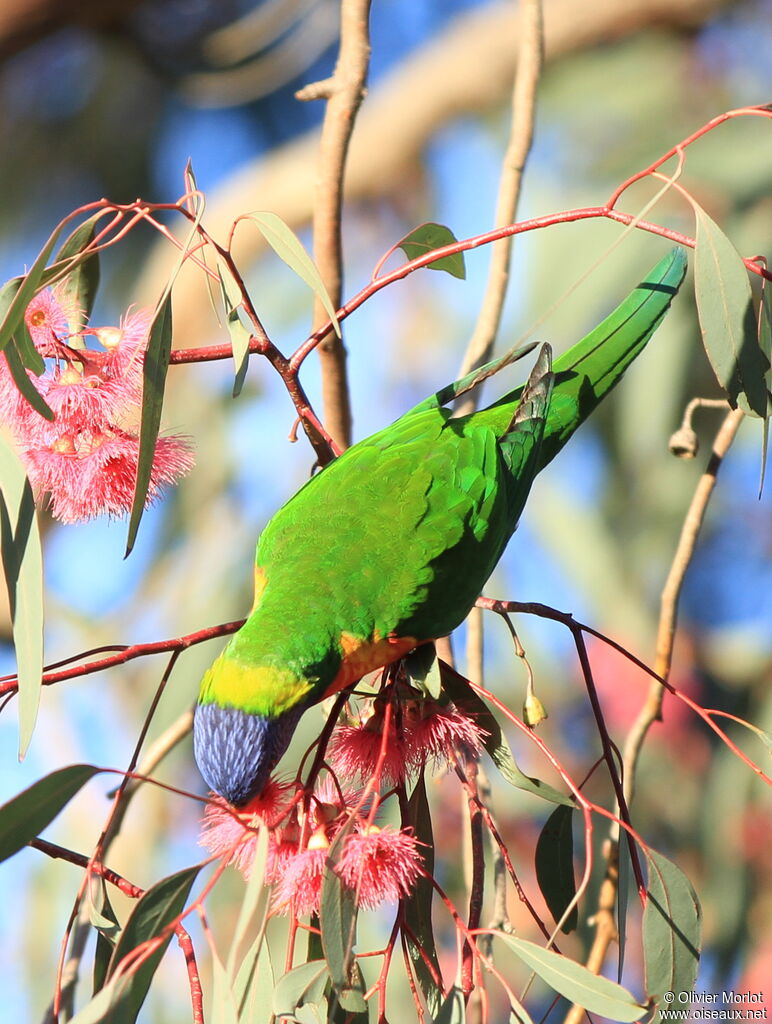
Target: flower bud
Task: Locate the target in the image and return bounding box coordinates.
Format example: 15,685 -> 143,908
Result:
668,426 -> 699,459
523,692 -> 548,727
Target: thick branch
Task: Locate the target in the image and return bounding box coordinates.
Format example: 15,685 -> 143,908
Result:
305,0 -> 371,452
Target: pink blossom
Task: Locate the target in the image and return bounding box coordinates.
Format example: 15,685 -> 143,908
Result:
404,701 -> 487,772
22,428 -> 194,524
199,779 -> 294,878
336,826 -> 423,910
24,286 -> 80,350
0,288 -> 194,523
271,834 -> 329,916
327,707 -> 409,787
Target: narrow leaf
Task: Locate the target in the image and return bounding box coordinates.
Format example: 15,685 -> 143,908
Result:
404,773 -> 443,1016
643,849 -> 702,1020
0,764 -> 101,862
434,985 -> 466,1024
693,206 -> 769,417
398,223 -> 466,280
92,884 -> 121,995
498,934 -> 647,1022
234,934 -> 273,1023
535,805 -> 578,933
106,864 -> 200,1024
404,642 -> 442,699
4,339 -> 53,420
226,825 -> 270,981
53,217 -> 101,318
216,262 -> 252,398
757,283 -> 771,495
125,294 -> 173,556
0,221 -> 66,351
0,433 -> 45,756
439,662 -> 572,806
212,950 -> 241,1024
320,837 -> 365,1011
272,960 -> 328,1020
14,319 -> 45,375
248,212 -> 341,337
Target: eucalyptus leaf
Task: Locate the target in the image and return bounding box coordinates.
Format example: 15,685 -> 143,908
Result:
320,837 -> 364,1010
272,960 -> 328,1020
757,284 -> 771,495
693,206 -> 769,417
226,825 -> 270,981
3,338 -> 53,420
643,849 -> 702,1021
105,864 -> 200,1024
125,294 -> 173,556
0,221 -> 65,352
434,985 -> 466,1024
0,436 -> 45,757
216,261 -> 252,398
404,773 -> 443,1016
248,211 -> 341,337
534,805 -> 578,933
497,934 -> 647,1022
0,764 -> 101,863
397,223 -> 466,280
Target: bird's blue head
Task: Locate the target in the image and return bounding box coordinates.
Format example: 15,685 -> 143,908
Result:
193,703 -> 303,807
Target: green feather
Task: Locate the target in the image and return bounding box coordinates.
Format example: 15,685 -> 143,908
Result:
194,249 -> 686,805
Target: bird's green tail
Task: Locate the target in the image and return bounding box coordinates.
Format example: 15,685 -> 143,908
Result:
490,247 -> 687,468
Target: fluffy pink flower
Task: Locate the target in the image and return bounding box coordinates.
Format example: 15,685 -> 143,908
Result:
24,285 -> 80,349
199,778 -> 293,878
22,428 -> 194,524
1,289 -> 195,523
336,826 -> 423,910
404,701 -> 487,772
327,713 -> 409,787
271,833 -> 329,916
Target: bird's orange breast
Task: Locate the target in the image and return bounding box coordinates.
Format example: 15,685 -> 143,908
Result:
324,631 -> 420,697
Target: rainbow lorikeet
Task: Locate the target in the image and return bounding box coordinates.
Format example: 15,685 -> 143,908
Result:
194,249 -> 686,806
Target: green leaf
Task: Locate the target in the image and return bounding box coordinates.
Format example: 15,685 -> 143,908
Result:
404,642 -> 442,699
92,883 -> 121,996
693,206 -> 769,417
643,849 -> 702,1020
105,864 -> 200,1024
234,935 -> 273,1024
0,435 -> 45,757
404,773 -> 443,1016
397,223 -> 466,280
226,825 -> 270,981
212,950 -> 241,1024
125,294 -> 173,556
216,262 -> 253,398
439,662 -> 572,806
535,805 -> 578,933
0,764 -> 101,863
757,284 -> 771,495
0,221 -> 66,352
320,834 -> 365,1012
14,319 -> 45,375
53,216 -> 101,318
434,985 -> 466,1024
3,338 -> 53,420
248,212 -> 341,338
272,960 -> 328,1020
497,934 -> 647,1022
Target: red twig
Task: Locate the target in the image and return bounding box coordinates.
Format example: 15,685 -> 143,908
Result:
0,619 -> 245,698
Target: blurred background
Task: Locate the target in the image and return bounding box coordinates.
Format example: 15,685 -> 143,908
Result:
0,0 -> 771,1020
